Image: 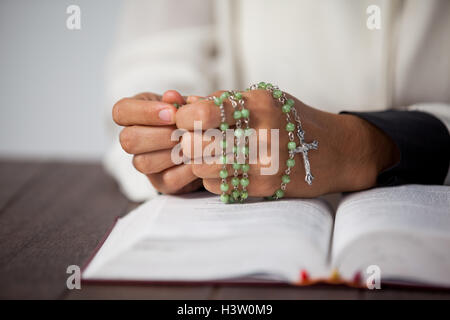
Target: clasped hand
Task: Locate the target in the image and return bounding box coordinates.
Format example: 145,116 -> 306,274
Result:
113,89 -> 398,198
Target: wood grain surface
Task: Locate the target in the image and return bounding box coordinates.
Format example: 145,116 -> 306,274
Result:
0,160 -> 448,299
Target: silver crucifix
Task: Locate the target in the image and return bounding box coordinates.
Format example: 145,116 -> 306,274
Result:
291,130 -> 318,185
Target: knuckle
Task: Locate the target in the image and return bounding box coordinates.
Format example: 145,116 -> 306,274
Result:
132,155 -> 148,173
191,164 -> 206,178
146,175 -> 165,194
258,88 -> 273,100
161,170 -> 179,194
181,131 -> 194,158
249,90 -> 273,112
119,127 -> 136,154
143,103 -> 154,120
195,104 -> 211,124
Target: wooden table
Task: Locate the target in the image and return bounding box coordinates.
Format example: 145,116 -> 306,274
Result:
0,159 -> 449,300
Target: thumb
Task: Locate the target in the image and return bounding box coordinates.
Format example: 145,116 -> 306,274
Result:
162,90 -> 186,106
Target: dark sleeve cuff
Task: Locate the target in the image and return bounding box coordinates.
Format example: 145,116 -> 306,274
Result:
340,110 -> 450,187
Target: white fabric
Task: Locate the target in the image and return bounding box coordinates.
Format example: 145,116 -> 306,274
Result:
104,0 -> 450,201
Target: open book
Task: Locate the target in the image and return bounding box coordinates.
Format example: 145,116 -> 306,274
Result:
83,185 -> 450,288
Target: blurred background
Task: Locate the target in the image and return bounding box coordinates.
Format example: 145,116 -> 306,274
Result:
1,0 -> 448,162
0,0 -> 121,160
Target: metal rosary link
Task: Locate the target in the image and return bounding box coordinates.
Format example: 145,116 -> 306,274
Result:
248,82 -> 319,200
228,92 -> 243,202
207,96 -> 231,203
208,82 -> 317,203
264,84 -> 297,196
264,83 -> 318,186
230,90 -> 250,202
290,102 -> 318,185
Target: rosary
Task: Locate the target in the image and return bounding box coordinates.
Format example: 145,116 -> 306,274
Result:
209,82 -> 318,203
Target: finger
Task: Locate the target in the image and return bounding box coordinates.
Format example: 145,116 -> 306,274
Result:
203,175 -> 276,197
113,98 -> 177,126
181,130 -> 224,160
119,125 -> 179,154
134,92 -> 161,101
202,178 -> 227,195
133,150 -> 176,174
177,178 -> 204,194
186,95 -> 204,104
181,129 -> 257,177
162,90 -> 186,105
192,160 -> 259,178
176,91 -> 236,130
147,164 -> 197,194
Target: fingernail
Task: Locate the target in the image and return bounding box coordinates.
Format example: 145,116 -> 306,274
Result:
158,109 -> 173,122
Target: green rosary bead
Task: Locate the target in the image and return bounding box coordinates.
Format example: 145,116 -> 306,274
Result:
233,110 -> 242,119
219,169 -> 228,178
220,122 -> 229,131
220,92 -> 230,100
234,128 -> 244,137
273,89 -> 282,99
288,141 -> 297,150
241,164 -> 250,172
220,194 -> 230,203
214,96 -> 222,106
282,104 -> 291,113
282,175 -> 291,184
244,128 -> 253,136
240,178 -> 249,187
241,108 -> 250,118
212,90 -> 253,205
244,82 -> 317,202
286,158 -> 295,167
286,98 -> 295,107
275,189 -> 285,199
286,122 -> 295,132
220,155 -> 227,164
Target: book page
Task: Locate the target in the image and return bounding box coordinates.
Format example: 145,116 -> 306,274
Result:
83,192 -> 333,283
332,185 -> 450,286
82,195 -> 167,276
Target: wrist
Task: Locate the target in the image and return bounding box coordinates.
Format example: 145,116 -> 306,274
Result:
334,114 -> 400,191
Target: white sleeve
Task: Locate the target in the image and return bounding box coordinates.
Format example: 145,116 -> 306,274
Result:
103,0 -> 215,202
406,103 -> 450,185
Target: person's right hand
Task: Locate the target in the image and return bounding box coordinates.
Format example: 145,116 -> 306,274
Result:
112,91 -> 203,194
